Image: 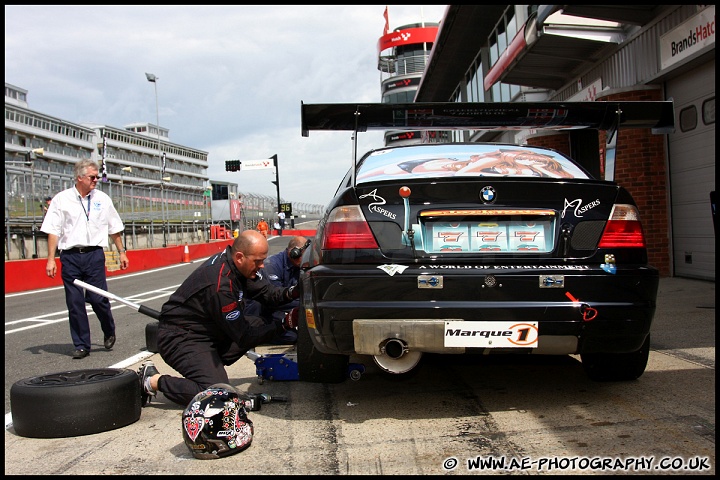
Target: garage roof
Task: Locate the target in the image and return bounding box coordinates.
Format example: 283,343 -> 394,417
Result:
416,5 -> 669,100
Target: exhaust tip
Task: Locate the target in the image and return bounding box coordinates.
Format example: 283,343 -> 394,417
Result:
374,339 -> 422,375
382,338 -> 408,359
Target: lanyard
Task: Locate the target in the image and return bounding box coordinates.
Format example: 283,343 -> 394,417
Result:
79,194 -> 91,221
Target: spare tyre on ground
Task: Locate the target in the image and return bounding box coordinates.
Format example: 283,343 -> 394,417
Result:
10,368 -> 141,438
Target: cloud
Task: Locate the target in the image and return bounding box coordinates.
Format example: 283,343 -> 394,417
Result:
4,5 -> 448,206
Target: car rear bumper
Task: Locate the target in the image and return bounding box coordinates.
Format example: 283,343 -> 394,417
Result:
301,265 -> 658,356
352,319 -> 583,355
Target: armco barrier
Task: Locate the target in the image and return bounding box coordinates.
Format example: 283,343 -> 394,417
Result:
4,229 -> 317,294
4,240 -> 233,294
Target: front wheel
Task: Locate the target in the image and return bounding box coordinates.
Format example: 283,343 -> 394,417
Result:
296,309 -> 348,383
581,335 -> 650,381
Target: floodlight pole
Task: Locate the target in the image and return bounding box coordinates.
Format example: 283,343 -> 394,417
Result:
146,72 -> 166,247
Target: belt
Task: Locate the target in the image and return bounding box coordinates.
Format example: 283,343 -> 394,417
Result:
63,246 -> 103,254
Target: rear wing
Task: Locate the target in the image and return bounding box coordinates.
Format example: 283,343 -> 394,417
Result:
301,100 -> 675,186
301,101 -> 675,137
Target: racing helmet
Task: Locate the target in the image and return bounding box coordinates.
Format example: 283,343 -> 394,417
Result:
182,383 -> 253,459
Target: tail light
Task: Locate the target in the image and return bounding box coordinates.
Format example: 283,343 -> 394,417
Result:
597,204 -> 646,248
322,205 -> 379,250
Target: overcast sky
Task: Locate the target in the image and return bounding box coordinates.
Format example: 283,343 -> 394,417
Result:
5,5 -> 448,207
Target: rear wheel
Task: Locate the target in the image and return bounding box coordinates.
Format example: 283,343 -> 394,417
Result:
581,335 -> 650,381
297,309 -> 348,383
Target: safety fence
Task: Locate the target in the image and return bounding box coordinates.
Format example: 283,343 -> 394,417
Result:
4,166 -> 324,260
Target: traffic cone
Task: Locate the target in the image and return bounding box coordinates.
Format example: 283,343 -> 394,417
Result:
182,243 -> 191,263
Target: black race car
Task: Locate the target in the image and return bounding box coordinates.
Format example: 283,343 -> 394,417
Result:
296,101 -> 674,383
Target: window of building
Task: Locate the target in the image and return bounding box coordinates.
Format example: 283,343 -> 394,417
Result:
702,97 -> 715,125
489,31 -> 499,66
383,91 -> 418,103
506,8 -> 518,45
679,105 -> 697,132
466,59 -> 484,103
211,183 -> 229,201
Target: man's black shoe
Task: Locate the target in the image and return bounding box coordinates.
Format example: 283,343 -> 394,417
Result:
137,361 -> 160,407
72,349 -> 89,359
104,334 -> 116,350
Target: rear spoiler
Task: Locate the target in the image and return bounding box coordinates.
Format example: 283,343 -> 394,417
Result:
301,101 -> 675,137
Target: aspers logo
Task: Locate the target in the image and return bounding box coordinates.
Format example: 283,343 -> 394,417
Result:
562,198 -> 600,218
401,32 -> 411,41
359,189 -> 397,219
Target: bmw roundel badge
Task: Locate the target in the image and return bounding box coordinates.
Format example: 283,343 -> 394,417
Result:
480,186 -> 496,204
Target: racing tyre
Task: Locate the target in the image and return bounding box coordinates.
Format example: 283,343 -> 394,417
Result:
297,308 -> 348,383
145,321 -> 159,353
581,335 -> 650,381
10,368 -> 141,438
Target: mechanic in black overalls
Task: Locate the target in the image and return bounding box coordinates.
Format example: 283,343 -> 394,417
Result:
138,230 -> 299,407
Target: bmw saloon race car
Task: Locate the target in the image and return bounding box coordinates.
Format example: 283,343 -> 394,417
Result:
296,101 -> 675,384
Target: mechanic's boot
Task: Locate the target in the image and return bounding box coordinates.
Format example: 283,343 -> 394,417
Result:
138,361 -> 160,407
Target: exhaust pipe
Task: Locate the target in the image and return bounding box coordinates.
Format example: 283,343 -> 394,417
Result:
374,338 -> 422,375
382,338 -> 408,359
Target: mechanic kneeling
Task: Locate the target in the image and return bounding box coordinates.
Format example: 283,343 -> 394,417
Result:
138,230 -> 299,407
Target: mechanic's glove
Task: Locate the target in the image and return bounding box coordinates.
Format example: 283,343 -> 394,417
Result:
282,308 -> 299,331
288,285 -> 300,300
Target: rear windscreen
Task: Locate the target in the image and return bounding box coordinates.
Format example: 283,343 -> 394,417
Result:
356,145 -> 590,183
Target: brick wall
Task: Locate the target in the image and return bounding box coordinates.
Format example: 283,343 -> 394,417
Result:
598,89 -> 669,276
526,134 -> 571,156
